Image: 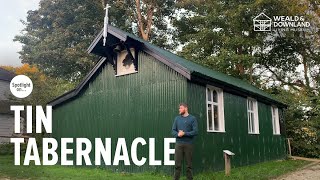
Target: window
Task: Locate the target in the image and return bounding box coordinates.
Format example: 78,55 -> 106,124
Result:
271,106 -> 280,135
247,98 -> 259,134
116,48 -> 138,76
206,86 -> 225,132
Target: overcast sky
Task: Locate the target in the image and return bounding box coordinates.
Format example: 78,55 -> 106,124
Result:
0,0 -> 40,67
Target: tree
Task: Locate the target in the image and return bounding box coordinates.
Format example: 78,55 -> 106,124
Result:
174,0 -> 320,158
103,0 -> 176,47
2,64 -> 75,143
173,0 -> 271,82
173,0 -> 320,87
259,0 -> 320,93
274,89 -> 320,158
14,0 -> 105,81
1,64 -> 75,106
15,0 -> 176,81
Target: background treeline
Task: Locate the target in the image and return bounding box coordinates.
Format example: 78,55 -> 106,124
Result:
6,0 -> 319,158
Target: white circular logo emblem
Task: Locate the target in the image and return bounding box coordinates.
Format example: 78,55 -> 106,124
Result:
10,75 -> 33,98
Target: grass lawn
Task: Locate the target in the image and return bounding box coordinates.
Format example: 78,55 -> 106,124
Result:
0,155 -> 310,180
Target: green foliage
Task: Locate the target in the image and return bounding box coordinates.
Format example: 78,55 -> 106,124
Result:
26,76 -> 76,107
0,156 -> 170,179
175,0 -> 320,158
0,143 -> 27,156
2,64 -> 76,141
288,115 -> 320,158
1,64 -> 76,106
0,155 -> 310,179
0,144 -> 14,155
13,0 -> 320,159
174,0 -> 320,86
14,0 -> 104,81
14,0 -> 177,81
196,159 -> 310,180
173,0 -> 275,80
106,0 -> 176,49
274,90 -> 320,158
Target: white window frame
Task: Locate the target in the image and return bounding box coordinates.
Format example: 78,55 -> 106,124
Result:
247,98 -> 259,134
206,85 -> 225,132
271,106 -> 281,135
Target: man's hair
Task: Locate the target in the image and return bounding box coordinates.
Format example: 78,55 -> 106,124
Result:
179,102 -> 188,108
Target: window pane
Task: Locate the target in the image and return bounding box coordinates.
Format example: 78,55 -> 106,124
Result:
273,107 -> 280,134
250,100 -> 254,111
273,115 -> 276,134
251,112 -> 255,132
276,109 -> 280,134
212,90 -> 218,102
207,88 -> 211,101
248,112 -> 252,132
274,120 -> 277,133
272,116 -> 275,133
208,104 -> 213,130
272,107 -> 276,133
213,105 -> 219,131
272,107 -> 275,116
252,101 -> 255,111
247,100 -> 251,110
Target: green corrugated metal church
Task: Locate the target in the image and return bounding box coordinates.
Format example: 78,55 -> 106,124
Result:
49,25 -> 288,174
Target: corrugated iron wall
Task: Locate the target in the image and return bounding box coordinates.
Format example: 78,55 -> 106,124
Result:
53,52 -> 187,173
53,51 -> 286,174
188,82 -> 287,173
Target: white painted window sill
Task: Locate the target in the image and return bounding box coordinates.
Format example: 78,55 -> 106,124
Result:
207,130 -> 226,133
248,132 -> 260,135
115,71 -> 138,77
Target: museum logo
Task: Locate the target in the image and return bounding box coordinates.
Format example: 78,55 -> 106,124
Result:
253,12 -> 311,32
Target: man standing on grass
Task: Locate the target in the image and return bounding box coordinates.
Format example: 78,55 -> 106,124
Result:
172,103 -> 198,180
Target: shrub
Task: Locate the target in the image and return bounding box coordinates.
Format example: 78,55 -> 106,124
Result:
0,143 -> 27,155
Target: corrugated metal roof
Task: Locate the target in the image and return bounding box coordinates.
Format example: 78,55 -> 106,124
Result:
49,25 -> 286,107
0,68 -> 15,82
111,27 -> 283,105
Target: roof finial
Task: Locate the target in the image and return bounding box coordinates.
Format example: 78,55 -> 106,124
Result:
103,4 -> 111,46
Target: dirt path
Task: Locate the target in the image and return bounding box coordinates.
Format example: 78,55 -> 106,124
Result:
275,162 -> 320,180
